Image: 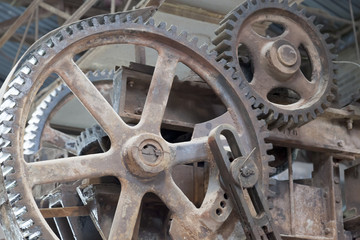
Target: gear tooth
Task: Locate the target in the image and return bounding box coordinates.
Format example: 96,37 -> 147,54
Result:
310,110 -> 317,119
283,0 -> 289,5
316,24 -> 324,30
269,178 -> 276,186
158,21 -> 167,30
254,108 -> 263,117
298,8 -> 306,15
225,67 -> 235,76
135,16 -> 144,24
146,18 -> 155,26
253,100 -> 261,108
308,15 -> 316,23
178,31 -> 188,40
215,20 -> 235,35
209,50 -> 218,58
327,93 -> 335,102
126,14 -> 133,23
327,43 -> 335,50
169,25 -> 177,35
323,33 -> 330,40
190,37 -> 199,46
91,17 -> 100,27
290,2 -> 298,10
200,43 -> 209,52
213,39 -> 232,54
218,58 -> 227,67
268,167 -> 277,176
265,143 -> 273,151
80,20 -> 90,30
103,15 -> 111,24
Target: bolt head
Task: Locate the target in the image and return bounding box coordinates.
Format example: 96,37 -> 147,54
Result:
277,44 -> 298,67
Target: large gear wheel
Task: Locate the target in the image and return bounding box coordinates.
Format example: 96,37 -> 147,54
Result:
213,0 -> 337,129
0,11 -> 275,240
24,70 -> 115,156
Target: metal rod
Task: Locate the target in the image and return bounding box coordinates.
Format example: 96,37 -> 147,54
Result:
288,147 -> 295,235
35,6 -> 39,41
111,0 -> 116,13
349,0 -> 360,62
39,2 -> 71,20
123,0 -> 133,11
0,0 -> 41,49
63,0 -> 98,25
12,12 -> 34,67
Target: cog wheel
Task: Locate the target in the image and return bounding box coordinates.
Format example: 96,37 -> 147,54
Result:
23,69 -> 115,156
0,12 -> 275,240
75,124 -> 108,155
213,0 -> 337,129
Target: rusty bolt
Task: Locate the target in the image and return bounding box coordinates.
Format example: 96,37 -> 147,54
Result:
324,228 -> 331,235
337,140 -> 344,147
277,44 -> 298,67
347,118 -> 353,130
240,166 -> 255,178
334,177 -> 340,184
128,80 -> 135,87
336,198 -> 341,204
323,192 -> 328,198
134,107 -> 143,115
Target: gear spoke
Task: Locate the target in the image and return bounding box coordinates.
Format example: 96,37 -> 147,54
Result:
26,152 -> 117,186
56,58 -> 128,140
155,175 -> 196,216
284,70 -> 315,101
42,124 -> 77,154
239,25 -> 271,60
138,51 -> 178,134
170,137 -> 209,166
281,28 -> 302,48
108,182 -> 145,240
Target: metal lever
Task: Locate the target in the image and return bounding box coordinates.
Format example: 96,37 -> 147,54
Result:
208,124 -> 282,240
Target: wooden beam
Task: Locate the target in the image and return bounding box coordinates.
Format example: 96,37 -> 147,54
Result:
39,1 -> 71,20
159,2 -> 224,24
40,206 -> 90,218
0,0 -> 42,49
63,0 -> 98,25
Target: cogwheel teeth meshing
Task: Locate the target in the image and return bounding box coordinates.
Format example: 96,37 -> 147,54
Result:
212,0 -> 337,129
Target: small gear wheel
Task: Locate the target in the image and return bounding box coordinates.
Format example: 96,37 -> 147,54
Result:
75,124 -> 109,155
213,0 -> 337,129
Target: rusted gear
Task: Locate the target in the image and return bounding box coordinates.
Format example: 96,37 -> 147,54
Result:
0,12 -> 275,239
75,124 -> 108,155
213,0 -> 337,129
24,70 -> 115,156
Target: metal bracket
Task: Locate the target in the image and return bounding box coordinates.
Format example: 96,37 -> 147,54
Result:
208,124 -> 282,240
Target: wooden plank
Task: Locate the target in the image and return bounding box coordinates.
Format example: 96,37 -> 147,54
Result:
0,0 -> 42,48
39,1 -> 71,20
63,0 -> 98,25
40,206 -> 90,218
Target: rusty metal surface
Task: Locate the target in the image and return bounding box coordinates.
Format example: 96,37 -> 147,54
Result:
0,1 -> 359,239
0,8 -> 273,240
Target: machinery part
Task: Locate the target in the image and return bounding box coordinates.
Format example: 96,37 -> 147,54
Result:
208,124 -> 281,240
75,124 -> 108,155
0,12 -> 274,240
213,0 -> 337,129
24,70 -> 115,156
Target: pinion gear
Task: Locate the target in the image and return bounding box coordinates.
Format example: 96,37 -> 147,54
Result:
213,0 -> 337,129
